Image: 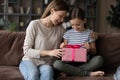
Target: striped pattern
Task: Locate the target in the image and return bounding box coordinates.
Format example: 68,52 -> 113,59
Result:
63,29 -> 95,44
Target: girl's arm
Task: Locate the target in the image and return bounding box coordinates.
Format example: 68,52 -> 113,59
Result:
60,39 -> 68,48
83,42 -> 96,55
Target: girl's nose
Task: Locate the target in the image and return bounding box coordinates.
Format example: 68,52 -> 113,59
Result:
73,25 -> 77,28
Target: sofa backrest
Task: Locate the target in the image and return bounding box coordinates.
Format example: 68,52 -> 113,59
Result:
96,33 -> 120,71
0,30 -> 25,66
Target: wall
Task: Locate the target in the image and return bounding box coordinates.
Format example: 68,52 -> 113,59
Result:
97,0 -> 120,33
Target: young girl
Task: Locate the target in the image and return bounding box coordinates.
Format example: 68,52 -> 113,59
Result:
19,0 -> 69,80
53,7 -> 105,77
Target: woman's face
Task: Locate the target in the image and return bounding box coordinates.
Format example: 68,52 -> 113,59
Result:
51,10 -> 67,25
70,18 -> 85,31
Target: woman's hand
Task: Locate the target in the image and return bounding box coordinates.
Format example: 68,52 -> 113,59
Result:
48,49 -> 63,58
90,32 -> 98,40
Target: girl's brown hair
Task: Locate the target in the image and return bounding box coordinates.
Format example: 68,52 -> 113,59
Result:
69,7 -> 87,28
70,7 -> 85,20
41,0 -> 69,19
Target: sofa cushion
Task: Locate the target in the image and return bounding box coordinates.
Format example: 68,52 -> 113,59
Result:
96,33 -> 120,71
57,76 -> 114,80
0,31 -> 25,66
0,66 -> 23,80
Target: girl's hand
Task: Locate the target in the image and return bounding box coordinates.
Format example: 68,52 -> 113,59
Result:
60,42 -> 66,48
60,40 -> 68,48
83,42 -> 96,54
49,49 -> 63,58
83,42 -> 91,50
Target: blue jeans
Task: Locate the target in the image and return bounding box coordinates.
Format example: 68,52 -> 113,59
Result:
19,60 -> 54,80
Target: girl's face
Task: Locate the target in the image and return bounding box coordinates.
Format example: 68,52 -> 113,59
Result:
70,18 -> 85,31
51,9 -> 67,25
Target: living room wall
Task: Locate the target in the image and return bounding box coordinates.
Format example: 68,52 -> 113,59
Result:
97,0 -> 120,33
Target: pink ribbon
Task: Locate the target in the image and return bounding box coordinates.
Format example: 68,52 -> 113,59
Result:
66,45 -> 81,61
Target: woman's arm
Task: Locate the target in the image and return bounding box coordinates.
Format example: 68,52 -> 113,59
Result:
23,21 -> 63,59
90,32 -> 98,40
23,21 -> 41,58
40,49 -> 63,58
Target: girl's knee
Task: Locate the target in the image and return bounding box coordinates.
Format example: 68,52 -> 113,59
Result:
95,56 -> 104,63
91,56 -> 104,67
53,60 -> 63,69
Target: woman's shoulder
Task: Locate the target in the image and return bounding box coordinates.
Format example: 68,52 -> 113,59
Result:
26,19 -> 40,31
56,24 -> 66,32
86,28 -> 94,32
29,19 -> 40,25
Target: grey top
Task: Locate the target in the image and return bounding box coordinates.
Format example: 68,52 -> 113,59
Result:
22,19 -> 65,66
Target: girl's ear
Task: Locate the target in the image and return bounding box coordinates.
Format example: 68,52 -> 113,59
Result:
50,8 -> 55,15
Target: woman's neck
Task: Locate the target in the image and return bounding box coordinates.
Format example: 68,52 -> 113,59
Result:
40,16 -> 54,28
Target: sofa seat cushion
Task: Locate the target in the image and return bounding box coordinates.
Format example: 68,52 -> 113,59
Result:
96,33 -> 120,70
57,76 -> 114,80
0,66 -> 23,80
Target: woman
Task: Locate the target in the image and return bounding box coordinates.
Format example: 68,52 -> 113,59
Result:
19,0 -> 69,80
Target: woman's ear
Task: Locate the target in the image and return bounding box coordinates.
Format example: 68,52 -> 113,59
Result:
50,8 -> 55,15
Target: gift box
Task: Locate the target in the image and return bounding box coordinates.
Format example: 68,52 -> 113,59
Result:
62,45 -> 87,62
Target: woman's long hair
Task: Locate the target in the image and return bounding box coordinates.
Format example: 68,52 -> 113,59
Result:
41,0 -> 69,19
